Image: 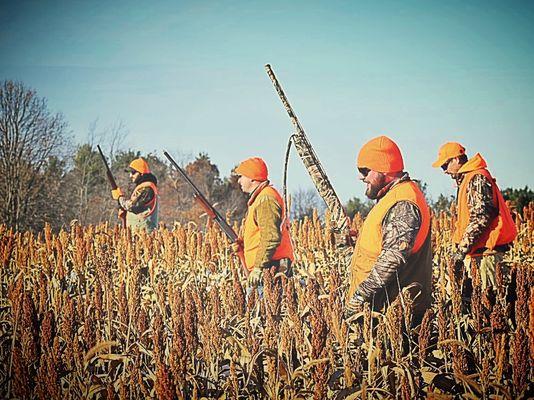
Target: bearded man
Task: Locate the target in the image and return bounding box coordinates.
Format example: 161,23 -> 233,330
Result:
345,136 -> 432,322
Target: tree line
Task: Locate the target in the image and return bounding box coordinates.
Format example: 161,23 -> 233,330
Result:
1,80 -> 532,232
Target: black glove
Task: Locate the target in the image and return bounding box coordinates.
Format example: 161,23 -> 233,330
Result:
451,250 -> 465,267
450,250 -> 466,278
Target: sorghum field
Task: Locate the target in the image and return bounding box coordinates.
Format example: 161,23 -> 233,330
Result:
0,205 -> 532,399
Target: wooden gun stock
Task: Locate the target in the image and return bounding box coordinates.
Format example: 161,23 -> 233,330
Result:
164,151 -> 249,276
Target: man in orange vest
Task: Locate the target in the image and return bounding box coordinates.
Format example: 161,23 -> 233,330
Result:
111,157 -> 159,231
345,136 -> 432,321
432,142 -> 517,290
234,157 -> 294,287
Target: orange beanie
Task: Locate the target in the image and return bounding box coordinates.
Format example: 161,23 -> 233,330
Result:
357,136 -> 404,173
129,158 -> 151,174
235,157 -> 268,181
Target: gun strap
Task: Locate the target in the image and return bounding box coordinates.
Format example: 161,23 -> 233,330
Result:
283,134 -> 295,222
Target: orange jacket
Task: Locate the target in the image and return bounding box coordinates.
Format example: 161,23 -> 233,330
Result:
242,183 -> 294,271
348,180 -> 431,300
453,154 -> 517,254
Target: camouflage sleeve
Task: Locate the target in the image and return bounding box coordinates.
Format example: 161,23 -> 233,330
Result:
118,186 -> 154,214
252,196 -> 283,269
356,201 -> 422,300
457,174 -> 495,255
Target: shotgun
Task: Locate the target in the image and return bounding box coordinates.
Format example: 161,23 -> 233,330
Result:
164,151 -> 248,275
265,64 -> 352,243
97,145 -> 126,227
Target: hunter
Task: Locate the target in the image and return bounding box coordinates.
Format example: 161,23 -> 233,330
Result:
432,142 -> 517,290
345,136 -> 432,322
234,157 -> 294,286
111,157 -> 159,231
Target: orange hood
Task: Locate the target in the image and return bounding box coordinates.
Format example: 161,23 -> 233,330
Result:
458,153 -> 487,174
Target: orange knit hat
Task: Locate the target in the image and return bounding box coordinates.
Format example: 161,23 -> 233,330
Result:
432,142 -> 466,168
129,158 -> 150,174
235,157 -> 268,181
357,136 -> 404,173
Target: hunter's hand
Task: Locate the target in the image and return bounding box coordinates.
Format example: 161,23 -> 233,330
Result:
247,267 -> 263,287
117,208 -> 126,219
450,250 -> 466,277
111,188 -> 123,200
344,293 -> 365,321
230,239 -> 243,255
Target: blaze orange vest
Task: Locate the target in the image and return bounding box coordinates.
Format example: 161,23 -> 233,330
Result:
453,155 -> 517,254
126,181 -> 159,231
135,181 -> 159,216
348,180 -> 430,299
242,184 -> 294,271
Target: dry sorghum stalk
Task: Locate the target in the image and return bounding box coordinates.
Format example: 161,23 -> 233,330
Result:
308,279 -> 330,400
481,353 -> 490,391
449,323 -> 467,377
38,272 -> 48,313
512,326 -> 529,395
284,278 -> 303,344
36,353 -> 49,400
40,310 -> 55,351
81,284 -> 94,339
418,308 -> 434,367
529,287 -> 534,372
183,290 -> 198,355
232,267 -> 246,317
206,287 -> 222,364
155,362 -> 176,400
94,276 -> 103,320
153,307 -> 165,365
12,345 -> 30,398
470,260 -> 483,334
362,301 -> 371,344
128,264 -> 141,319
328,266 -> 344,344
137,359 -> 152,399
169,289 -> 186,391
21,291 -> 39,369
118,280 -> 129,328
385,297 -> 403,361
61,293 -> 75,370
447,260 -> 462,320
229,359 -> 239,400
514,264 -> 529,329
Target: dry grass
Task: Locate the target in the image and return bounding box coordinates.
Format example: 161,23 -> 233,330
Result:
0,204 -> 533,399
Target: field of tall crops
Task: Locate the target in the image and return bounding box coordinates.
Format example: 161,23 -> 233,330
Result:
0,205 -> 532,399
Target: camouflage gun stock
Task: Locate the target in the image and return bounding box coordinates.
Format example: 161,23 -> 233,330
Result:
265,64 -> 351,240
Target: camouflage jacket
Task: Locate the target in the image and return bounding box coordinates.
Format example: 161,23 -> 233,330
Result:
118,184 -> 156,214
455,173 -> 496,255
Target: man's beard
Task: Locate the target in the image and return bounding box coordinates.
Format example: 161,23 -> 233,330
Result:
365,174 -> 386,200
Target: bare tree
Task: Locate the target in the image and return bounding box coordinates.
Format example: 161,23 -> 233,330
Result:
291,187 -> 325,221
0,80 -> 69,231
68,119 -> 129,225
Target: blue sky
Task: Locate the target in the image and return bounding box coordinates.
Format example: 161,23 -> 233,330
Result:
1,0 -> 533,202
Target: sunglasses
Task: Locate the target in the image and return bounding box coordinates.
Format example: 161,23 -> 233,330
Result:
440,159 -> 451,171
358,167 -> 370,178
